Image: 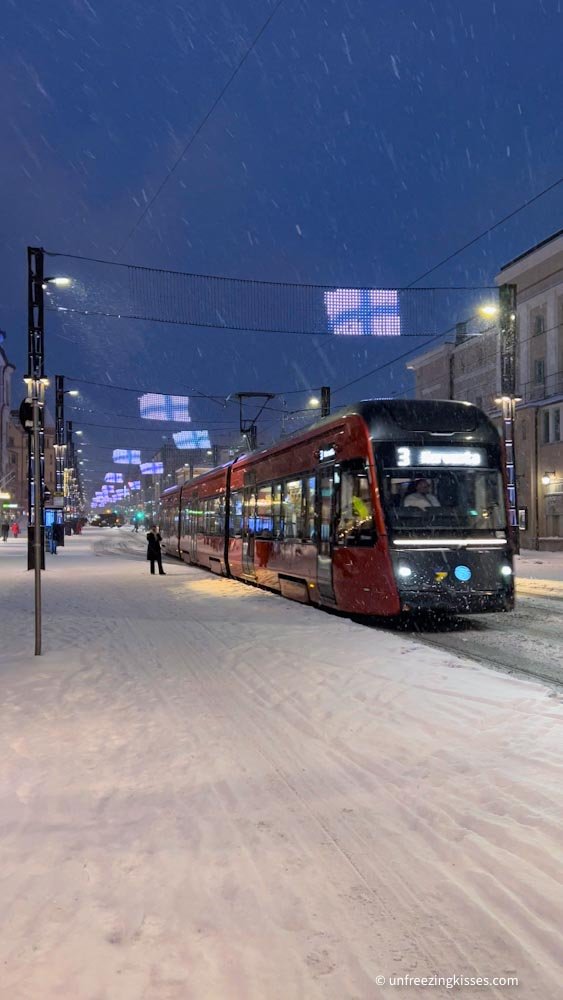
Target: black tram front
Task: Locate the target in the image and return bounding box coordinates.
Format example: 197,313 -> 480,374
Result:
370,402 -> 514,614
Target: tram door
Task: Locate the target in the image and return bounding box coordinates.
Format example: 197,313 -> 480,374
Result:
316,466 -> 336,601
242,486 -> 257,578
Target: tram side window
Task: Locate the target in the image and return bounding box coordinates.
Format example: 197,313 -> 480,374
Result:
305,475 -> 316,540
283,479 -> 304,538
184,500 -> 201,535
202,496 -> 224,536
181,505 -> 189,536
244,491 -> 257,534
256,484 -> 273,537
229,491 -> 243,537
335,460 -> 375,547
272,483 -> 282,537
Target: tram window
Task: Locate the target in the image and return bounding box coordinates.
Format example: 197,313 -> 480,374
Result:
306,476 -> 316,540
335,460 -> 375,547
229,491 -> 243,537
181,506 -> 189,535
244,491 -> 257,534
202,499 -> 209,534
272,483 -> 282,537
203,496 -> 223,536
381,466 -> 506,530
256,484 -> 273,536
319,470 -> 333,542
183,501 -> 198,535
283,479 -> 304,538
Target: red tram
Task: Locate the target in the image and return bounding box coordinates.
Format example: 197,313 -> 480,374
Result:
160,400 -> 514,616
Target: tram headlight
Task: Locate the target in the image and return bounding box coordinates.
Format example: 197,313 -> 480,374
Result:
398,565 -> 412,578
500,565 -> 513,577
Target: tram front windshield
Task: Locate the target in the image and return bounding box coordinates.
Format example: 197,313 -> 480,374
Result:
379,445 -> 506,534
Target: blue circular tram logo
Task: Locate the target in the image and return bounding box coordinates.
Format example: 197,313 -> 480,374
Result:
454,565 -> 472,582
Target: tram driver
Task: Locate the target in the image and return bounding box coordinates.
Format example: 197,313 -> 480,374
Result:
402,477 -> 441,510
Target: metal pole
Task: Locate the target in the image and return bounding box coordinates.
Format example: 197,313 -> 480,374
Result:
33,381 -> 43,655
27,247 -> 46,654
499,283 -> 519,553
66,420 -> 74,519
534,407 -> 540,550
55,375 -> 64,493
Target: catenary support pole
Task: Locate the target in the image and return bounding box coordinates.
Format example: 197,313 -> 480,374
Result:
27,247 -> 46,654
33,382 -> 43,655
499,283 -> 519,554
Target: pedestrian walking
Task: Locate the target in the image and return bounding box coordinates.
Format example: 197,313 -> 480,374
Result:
146,525 -> 166,575
1,521 -> 9,542
46,525 -> 58,554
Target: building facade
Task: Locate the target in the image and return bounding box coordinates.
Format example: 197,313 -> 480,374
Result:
498,231 -> 563,549
7,414 -> 57,517
0,334 -> 16,495
407,230 -> 563,551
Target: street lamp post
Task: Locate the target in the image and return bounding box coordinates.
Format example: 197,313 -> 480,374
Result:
27,247 -> 46,654
26,249 -> 72,654
498,284 -> 519,553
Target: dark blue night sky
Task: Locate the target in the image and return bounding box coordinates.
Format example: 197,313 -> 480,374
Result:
1,0 -> 561,489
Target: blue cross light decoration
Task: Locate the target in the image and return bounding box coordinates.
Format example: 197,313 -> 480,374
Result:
173,430 -> 212,450
325,288 -> 401,336
140,462 -> 164,475
139,393 -> 191,422
113,449 -> 141,465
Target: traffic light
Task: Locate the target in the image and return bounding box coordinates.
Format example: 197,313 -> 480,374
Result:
19,398 -> 33,432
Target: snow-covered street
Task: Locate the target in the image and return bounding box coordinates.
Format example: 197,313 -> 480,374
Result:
1,530 -> 562,999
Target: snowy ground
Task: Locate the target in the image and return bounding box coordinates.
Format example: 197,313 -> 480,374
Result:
0,530 -> 562,999
515,550 -> 563,600
516,548 -> 563,583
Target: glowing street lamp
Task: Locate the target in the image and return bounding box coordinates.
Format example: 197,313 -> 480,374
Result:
478,304 -> 499,319
308,396 -> 320,408
42,276 -> 72,290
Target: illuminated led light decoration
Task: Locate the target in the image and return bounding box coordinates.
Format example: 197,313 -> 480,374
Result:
113,449 -> 141,465
139,393 -> 191,422
325,288 -> 401,336
128,481 -> 141,490
104,472 -> 124,483
173,430 -> 212,450
140,462 -> 164,475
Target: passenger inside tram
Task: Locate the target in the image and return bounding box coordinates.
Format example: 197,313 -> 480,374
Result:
336,464 -> 375,546
402,478 -> 440,509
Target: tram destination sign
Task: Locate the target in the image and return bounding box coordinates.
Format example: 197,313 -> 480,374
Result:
396,446 -> 486,468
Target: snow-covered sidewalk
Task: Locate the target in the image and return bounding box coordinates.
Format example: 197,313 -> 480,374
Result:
515,549 -> 563,599
0,531 -> 562,999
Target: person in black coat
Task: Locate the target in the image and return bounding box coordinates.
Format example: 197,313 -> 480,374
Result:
146,525 -> 166,575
